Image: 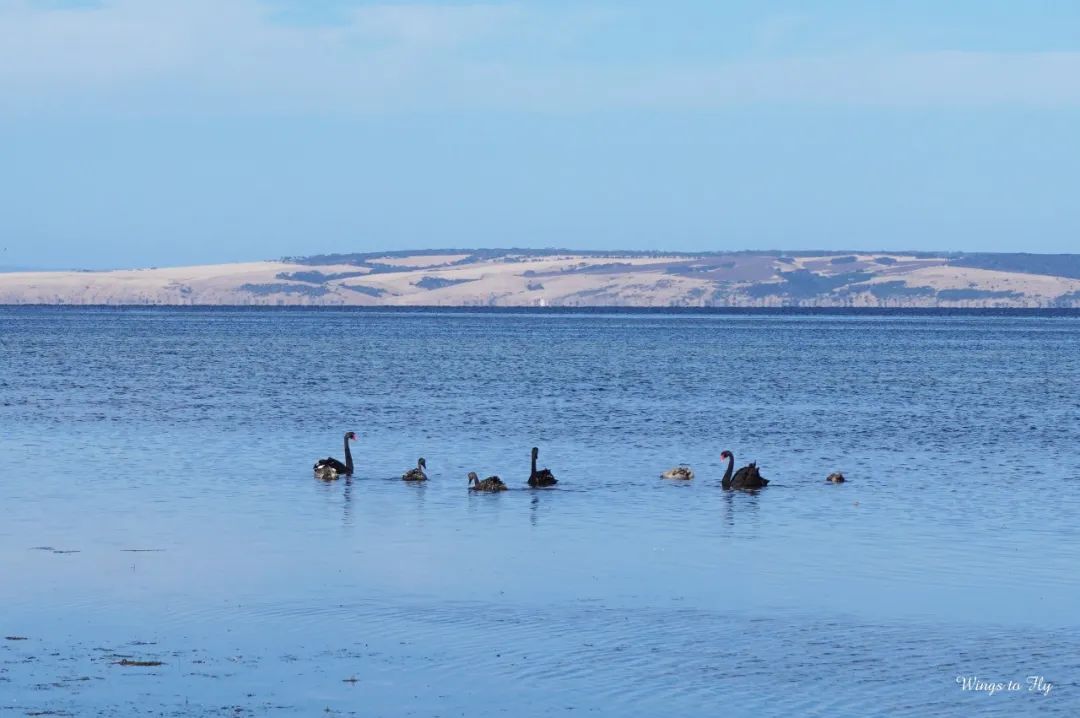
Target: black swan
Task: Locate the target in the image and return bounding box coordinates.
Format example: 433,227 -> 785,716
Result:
402,458 -> 428,482
468,472 -> 508,492
527,447 -> 557,487
826,472 -> 846,483
313,431 -> 356,480
661,465 -> 694,480
720,450 -> 768,490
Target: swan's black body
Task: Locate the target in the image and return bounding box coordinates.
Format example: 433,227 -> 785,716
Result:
527,447 -> 557,487
314,432 -> 356,478
721,451 -> 768,490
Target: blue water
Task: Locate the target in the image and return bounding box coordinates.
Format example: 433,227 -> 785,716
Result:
1,307 -> 1078,716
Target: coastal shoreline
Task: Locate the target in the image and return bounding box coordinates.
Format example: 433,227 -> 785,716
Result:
2,250 -> 1079,309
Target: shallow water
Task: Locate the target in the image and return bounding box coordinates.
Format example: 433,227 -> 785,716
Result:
1,307 -> 1078,716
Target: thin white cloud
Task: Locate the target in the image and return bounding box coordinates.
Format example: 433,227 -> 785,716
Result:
628,51 -> 1080,109
1,0 -> 1079,114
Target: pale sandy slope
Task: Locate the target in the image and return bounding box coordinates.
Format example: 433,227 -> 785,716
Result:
1,253 -> 1078,307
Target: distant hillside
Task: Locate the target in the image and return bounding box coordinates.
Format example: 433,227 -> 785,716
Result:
947,253 -> 1080,280
2,250 -> 1080,308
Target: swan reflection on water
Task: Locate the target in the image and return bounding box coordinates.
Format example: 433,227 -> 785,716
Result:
341,477 -> 354,526
530,494 -> 541,527
720,487 -> 763,528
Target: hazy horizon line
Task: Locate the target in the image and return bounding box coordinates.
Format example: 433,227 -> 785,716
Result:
8,246 -> 1079,273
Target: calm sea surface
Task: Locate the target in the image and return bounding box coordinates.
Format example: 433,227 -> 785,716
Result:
2,307 -> 1079,716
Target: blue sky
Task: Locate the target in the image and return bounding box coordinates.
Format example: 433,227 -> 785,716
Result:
2,1 -> 1080,268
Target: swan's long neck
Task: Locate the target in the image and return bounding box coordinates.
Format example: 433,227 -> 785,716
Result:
722,454 -> 734,490
344,436 -> 353,475
531,452 -> 537,477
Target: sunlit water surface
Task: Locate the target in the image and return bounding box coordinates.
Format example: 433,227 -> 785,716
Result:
1,308 -> 1078,716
